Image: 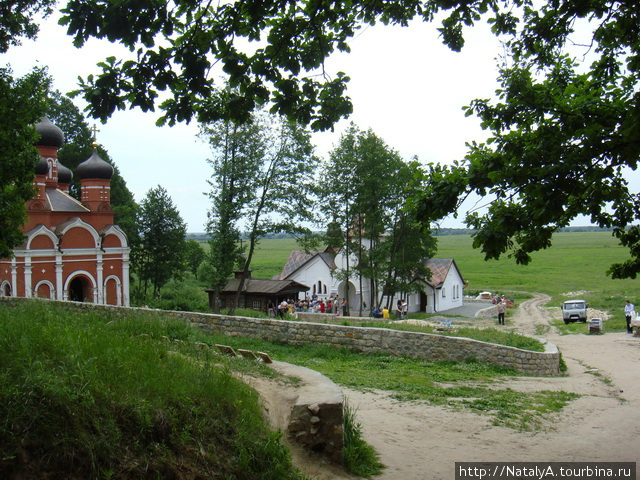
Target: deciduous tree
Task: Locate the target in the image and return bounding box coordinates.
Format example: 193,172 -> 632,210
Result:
0,0 -> 55,53
202,110 -> 318,313
320,126 -> 436,314
0,67 -> 49,258
50,0 -> 640,277
136,186 -> 187,298
414,1 -> 640,278
201,114 -> 262,313
185,240 -> 205,279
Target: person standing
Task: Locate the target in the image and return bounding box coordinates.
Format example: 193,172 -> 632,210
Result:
497,300 -> 506,325
278,300 -> 288,318
395,300 -> 403,320
341,298 -> 348,316
625,300 -> 635,333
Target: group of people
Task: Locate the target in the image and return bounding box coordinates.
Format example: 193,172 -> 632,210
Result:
268,296 -> 347,318
372,299 -> 408,320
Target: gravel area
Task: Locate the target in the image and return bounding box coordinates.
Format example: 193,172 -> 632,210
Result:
436,302 -> 493,319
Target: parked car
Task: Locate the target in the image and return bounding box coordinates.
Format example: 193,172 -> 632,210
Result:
562,300 -> 588,324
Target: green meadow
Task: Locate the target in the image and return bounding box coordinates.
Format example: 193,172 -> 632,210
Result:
251,232 -> 635,297
436,231 -> 635,298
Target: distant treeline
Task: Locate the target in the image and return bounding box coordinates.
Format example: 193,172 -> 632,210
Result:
187,226 -> 613,242
434,226 -> 612,236
186,232 -> 296,242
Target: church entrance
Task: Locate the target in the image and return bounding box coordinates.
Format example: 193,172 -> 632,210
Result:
337,280 -> 357,315
420,292 -> 428,312
69,276 -> 90,302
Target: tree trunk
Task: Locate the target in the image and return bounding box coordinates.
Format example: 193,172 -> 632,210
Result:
211,289 -> 220,314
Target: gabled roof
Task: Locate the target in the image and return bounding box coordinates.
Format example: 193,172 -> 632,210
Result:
46,188 -> 89,212
215,278 -> 310,295
419,258 -> 464,288
276,248 -> 337,280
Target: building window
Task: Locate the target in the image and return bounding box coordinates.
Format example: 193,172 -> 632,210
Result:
442,287 -> 446,298
252,301 -> 262,310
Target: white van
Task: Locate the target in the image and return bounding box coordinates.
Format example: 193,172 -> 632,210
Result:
562,300 -> 588,324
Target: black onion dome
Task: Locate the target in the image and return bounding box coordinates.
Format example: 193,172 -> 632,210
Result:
57,162 -> 73,184
35,117 -> 64,148
35,156 -> 49,175
77,149 -> 113,180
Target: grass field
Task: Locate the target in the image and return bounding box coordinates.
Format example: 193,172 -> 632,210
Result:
250,232 -> 635,296
435,231 -> 635,299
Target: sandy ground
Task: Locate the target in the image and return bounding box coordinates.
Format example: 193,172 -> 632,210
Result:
261,295 -> 640,479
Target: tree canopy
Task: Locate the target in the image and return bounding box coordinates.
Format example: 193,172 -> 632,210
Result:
5,0 -> 639,277
413,1 -> 640,278
0,67 -> 49,258
0,0 -> 55,53
201,109 -> 318,312
319,125 -> 436,314
57,0 -> 640,277
136,186 -> 187,298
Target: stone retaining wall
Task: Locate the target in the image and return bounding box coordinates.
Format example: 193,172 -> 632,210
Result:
185,313 -> 560,376
0,298 -> 561,376
270,362 -> 344,463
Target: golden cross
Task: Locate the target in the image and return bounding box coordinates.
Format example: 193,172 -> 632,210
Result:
91,124 -> 100,145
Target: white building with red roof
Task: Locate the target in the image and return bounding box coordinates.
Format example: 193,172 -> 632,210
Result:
275,246 -> 465,314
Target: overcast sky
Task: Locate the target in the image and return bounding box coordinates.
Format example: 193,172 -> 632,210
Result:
3,10 -> 593,232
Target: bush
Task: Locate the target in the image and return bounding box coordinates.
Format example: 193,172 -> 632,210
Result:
142,279 -> 210,312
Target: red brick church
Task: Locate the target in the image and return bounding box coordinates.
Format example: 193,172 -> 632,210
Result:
0,117 -> 130,306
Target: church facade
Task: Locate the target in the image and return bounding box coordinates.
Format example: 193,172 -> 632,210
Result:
0,118 -> 130,306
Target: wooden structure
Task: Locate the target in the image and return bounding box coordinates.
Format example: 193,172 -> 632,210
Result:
206,271 -> 309,312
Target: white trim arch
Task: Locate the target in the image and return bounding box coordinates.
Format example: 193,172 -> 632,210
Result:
55,217 -> 101,248
25,224 -> 58,250
101,225 -> 129,248
34,280 -> 55,299
103,274 -> 123,306
63,270 -> 98,303
1,280 -> 12,297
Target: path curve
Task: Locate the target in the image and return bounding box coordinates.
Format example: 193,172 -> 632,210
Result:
253,295 -> 640,479
349,294 -> 640,479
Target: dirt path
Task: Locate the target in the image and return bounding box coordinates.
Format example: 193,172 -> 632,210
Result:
347,294 -> 640,479
260,295 -> 640,479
